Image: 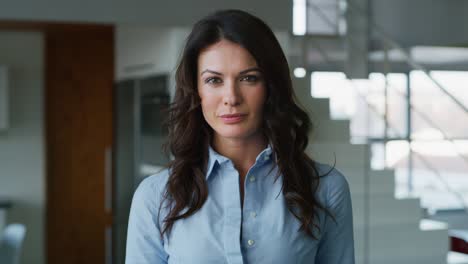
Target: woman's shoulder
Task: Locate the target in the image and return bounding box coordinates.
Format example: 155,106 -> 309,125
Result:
140,168 -> 171,188
313,162 -> 351,207
132,168 -> 171,205
314,162 -> 349,186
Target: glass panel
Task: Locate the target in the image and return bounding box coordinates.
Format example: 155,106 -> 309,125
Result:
431,71 -> 468,109
311,70 -> 468,212
385,140 -> 411,198
386,73 -> 408,138
409,140 -> 468,212
386,138 -> 468,211
306,0 -> 340,35
311,72 -> 357,120
139,75 -> 170,178
410,70 -> 468,139
370,142 -> 385,170
311,71 -> 391,139
350,75 -> 385,138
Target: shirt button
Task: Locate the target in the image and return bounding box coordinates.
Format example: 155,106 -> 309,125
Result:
264,155 -> 269,161
250,211 -> 257,218
249,176 -> 256,182
247,239 -> 255,246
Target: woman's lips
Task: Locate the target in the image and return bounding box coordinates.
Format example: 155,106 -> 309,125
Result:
220,114 -> 247,124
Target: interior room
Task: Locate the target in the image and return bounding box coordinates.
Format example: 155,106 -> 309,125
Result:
1,0 -> 468,263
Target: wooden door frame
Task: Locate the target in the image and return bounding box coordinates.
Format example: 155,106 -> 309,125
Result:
0,21 -> 115,264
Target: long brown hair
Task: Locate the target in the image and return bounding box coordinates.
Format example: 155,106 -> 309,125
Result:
161,9 -> 334,240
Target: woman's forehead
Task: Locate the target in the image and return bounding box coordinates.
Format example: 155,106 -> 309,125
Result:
197,39 -> 258,74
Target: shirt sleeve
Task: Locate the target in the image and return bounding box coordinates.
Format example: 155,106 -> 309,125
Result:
126,177 -> 169,264
315,171 -> 355,264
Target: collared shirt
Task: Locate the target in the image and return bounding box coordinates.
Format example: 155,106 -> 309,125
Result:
126,145 -> 355,264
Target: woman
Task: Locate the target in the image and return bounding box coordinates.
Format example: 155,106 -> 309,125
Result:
126,9 -> 354,264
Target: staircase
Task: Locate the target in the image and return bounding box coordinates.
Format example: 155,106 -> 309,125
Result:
292,75 -> 450,264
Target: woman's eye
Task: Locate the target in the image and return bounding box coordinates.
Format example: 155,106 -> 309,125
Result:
240,75 -> 259,82
205,77 -> 222,84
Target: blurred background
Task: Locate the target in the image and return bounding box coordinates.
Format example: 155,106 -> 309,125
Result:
0,0 -> 467,263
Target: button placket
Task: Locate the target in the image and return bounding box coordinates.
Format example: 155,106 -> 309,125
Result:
221,161 -> 244,262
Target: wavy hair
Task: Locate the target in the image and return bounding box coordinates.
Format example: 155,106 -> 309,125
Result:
160,9 -> 334,240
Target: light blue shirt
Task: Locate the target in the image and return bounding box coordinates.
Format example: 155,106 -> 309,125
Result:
126,146 -> 355,264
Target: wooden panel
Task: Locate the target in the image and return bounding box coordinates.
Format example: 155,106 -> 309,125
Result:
0,21 -> 112,31
45,24 -> 114,264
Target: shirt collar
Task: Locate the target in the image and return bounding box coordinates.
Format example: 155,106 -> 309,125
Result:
206,144 -> 274,180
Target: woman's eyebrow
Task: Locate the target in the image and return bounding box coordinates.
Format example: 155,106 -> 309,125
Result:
239,67 -> 261,75
200,69 -> 222,76
200,67 -> 262,76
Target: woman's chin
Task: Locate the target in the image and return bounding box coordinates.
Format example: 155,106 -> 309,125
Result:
214,127 -> 261,142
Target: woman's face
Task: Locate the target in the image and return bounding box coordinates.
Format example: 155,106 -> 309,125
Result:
197,39 -> 266,143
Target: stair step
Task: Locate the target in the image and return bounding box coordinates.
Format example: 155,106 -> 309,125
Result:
292,75 -> 449,263
291,77 -> 334,119
448,251 -> 468,264
347,169 -> 395,195
420,219 -> 449,231
353,225 -> 448,263
292,76 -> 312,101
307,98 -> 331,119
310,119 -> 350,142
368,228 -> 449,259
356,231 -> 448,264
352,196 -> 423,227
353,228 -> 366,263
308,142 -> 368,169
370,197 -> 422,225
368,254 -> 448,264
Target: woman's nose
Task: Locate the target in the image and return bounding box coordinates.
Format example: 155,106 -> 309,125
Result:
223,81 -> 242,106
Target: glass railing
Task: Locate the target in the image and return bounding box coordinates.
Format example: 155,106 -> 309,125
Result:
310,71 -> 468,213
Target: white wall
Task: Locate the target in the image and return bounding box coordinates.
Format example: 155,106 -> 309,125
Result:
0,31 -> 45,264
0,0 -> 292,30
116,26 -> 189,81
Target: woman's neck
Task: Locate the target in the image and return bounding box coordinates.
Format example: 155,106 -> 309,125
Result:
212,133 -> 267,174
